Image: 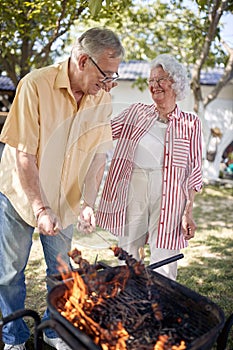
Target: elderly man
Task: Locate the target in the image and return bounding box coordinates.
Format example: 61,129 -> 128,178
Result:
0,27 -> 124,350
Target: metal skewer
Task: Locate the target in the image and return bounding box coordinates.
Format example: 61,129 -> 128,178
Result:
95,231 -> 113,247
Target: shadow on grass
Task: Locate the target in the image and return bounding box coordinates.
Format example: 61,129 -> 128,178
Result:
177,235 -> 233,350
193,185 -> 233,232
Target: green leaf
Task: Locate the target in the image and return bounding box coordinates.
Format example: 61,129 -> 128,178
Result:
88,0 -> 103,17
105,0 -> 111,7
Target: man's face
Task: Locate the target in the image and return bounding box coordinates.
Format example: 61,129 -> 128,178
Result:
81,50 -> 121,95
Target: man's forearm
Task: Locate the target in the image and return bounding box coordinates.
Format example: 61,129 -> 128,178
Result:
16,150 -> 47,213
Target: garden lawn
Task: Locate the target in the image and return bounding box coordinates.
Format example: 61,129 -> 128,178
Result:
0,184 -> 232,349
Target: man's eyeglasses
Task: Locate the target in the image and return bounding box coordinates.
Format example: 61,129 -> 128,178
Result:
147,76 -> 171,86
89,56 -> 119,83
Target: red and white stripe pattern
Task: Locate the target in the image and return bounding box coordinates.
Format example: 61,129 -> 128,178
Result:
96,103 -> 202,250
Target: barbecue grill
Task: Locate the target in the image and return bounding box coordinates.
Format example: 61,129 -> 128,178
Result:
1,253 -> 232,350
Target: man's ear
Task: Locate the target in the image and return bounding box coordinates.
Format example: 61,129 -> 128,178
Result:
78,54 -> 89,71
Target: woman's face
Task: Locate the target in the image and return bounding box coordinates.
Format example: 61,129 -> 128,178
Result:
148,66 -> 176,105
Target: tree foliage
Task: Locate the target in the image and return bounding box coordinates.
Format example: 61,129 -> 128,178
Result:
78,0 -> 233,112
189,0 -> 233,111
0,0 -> 233,114
0,0 -> 132,85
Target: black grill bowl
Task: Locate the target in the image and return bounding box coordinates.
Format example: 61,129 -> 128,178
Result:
47,266 -> 225,350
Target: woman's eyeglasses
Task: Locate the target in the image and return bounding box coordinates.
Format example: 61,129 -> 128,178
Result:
147,76 -> 171,86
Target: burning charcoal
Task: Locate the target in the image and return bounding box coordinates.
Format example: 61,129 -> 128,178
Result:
58,248 -> 188,350
151,302 -> 163,322
153,333 -> 186,350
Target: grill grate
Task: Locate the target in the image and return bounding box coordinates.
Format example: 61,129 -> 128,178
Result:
129,274 -> 222,346
48,265 -> 225,350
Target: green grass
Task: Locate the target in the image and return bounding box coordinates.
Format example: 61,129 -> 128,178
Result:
0,184 -> 232,349
175,185 -> 233,350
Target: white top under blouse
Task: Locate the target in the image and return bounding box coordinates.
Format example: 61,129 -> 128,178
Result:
133,121 -> 167,170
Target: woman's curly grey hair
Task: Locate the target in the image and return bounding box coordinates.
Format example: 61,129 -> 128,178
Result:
150,54 -> 189,101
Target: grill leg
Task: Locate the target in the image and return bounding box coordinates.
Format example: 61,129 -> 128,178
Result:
1,309 -> 43,349
36,320 -> 99,350
217,313 -> 233,350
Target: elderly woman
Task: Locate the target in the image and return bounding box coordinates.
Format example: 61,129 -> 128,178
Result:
96,54 -> 202,280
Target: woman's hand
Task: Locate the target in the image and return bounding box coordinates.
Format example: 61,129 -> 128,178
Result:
181,213 -> 196,240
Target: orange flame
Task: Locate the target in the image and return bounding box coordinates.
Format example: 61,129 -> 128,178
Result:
56,254 -> 129,349
57,251 -> 186,350
153,335 -> 186,350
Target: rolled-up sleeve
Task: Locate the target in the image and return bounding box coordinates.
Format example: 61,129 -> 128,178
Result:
188,117 -> 203,192
111,104 -> 137,140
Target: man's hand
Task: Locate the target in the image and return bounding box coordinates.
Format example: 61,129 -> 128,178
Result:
76,206 -> 96,233
37,208 -> 62,236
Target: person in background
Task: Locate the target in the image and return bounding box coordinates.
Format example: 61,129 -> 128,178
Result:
0,27 -> 124,350
97,54 -> 202,281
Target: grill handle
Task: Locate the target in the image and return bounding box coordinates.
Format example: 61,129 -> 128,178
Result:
147,253 -> 184,270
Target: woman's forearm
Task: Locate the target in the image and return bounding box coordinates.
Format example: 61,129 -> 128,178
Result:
184,189 -> 196,216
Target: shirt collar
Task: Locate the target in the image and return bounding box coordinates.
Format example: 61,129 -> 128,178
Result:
154,104 -> 181,121
54,58 -> 71,90
167,104 -> 180,121
53,58 -> 103,100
